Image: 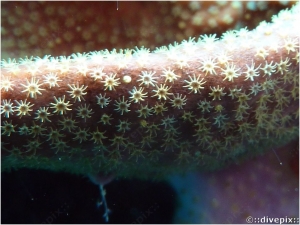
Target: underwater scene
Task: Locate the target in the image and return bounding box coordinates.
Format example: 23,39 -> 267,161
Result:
1,1 -> 299,223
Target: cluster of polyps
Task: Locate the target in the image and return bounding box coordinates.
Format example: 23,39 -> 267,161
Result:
0,3 -> 299,179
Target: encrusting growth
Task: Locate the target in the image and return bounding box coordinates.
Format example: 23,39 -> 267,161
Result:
1,3 -> 299,180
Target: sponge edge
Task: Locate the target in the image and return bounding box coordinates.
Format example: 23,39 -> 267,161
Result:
168,139 -> 299,224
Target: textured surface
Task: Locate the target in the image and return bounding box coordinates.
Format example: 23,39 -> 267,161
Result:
1,1 -> 296,58
1,2 -> 299,179
1,2 -> 299,224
